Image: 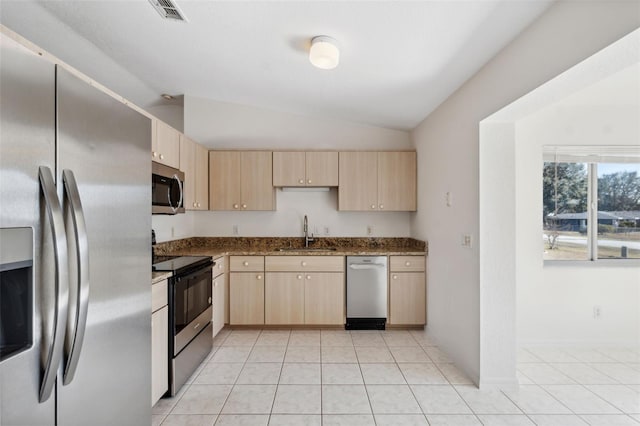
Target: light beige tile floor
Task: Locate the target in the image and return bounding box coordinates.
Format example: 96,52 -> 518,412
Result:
153,329 -> 640,425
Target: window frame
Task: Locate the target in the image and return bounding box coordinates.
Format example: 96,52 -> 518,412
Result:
543,146 -> 640,264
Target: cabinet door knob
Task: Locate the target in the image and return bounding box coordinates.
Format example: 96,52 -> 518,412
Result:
152,151 -> 158,158
379,204 -> 384,209
371,204 -> 376,209
306,275 -> 311,280
301,261 -> 307,267
297,274 -> 303,280
159,154 -> 164,160
197,203 -> 201,208
257,274 -> 262,280
243,261 -> 249,266
242,204 -> 247,209
392,275 -> 398,280
233,204 -> 239,209
405,261 -> 411,266
193,202 -> 197,207
298,179 -> 304,184
307,179 -> 312,184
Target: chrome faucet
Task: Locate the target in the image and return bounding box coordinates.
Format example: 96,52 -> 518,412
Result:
303,215 -> 315,248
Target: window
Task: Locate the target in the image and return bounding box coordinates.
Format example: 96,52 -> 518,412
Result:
543,147 -> 640,261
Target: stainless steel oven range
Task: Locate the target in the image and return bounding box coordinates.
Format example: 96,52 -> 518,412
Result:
153,255 -> 214,396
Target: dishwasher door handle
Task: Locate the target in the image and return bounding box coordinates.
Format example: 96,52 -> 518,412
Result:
349,263 -> 386,270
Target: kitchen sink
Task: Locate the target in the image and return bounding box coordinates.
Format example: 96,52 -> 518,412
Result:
276,247 -> 338,252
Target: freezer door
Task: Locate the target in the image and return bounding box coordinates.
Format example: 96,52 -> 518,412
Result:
56,67 -> 152,425
0,36 -> 57,425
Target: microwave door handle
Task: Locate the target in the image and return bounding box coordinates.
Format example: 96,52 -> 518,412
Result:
62,170 -> 90,385
38,166 -> 69,403
167,174 -> 183,213
174,174 -> 183,211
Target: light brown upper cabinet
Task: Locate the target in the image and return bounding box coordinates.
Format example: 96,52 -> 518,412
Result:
209,151 -> 274,211
273,151 -> 339,187
152,119 -> 180,169
179,135 -> 208,210
338,151 -> 416,211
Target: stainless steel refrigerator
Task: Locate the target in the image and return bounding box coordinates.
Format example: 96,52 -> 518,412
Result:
0,33 -> 151,425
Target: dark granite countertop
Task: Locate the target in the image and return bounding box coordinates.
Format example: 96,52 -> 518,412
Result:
153,237 -> 427,258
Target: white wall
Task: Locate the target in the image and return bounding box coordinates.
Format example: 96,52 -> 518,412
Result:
148,104 -> 184,133
184,96 -> 411,150
194,189 -> 410,238
515,104 -> 640,346
152,97 -> 412,242
411,1 -> 640,387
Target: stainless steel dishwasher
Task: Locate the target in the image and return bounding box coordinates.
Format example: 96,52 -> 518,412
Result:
346,256 -> 388,330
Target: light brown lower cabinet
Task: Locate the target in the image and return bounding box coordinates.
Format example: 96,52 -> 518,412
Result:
263,272 -> 344,325
151,305 -> 168,405
212,257 -> 226,337
229,272 -> 265,325
151,279 -> 168,406
265,273 -> 304,324
389,272 -> 426,325
304,273 -> 345,325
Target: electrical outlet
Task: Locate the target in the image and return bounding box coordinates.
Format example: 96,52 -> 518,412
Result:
367,225 -> 374,236
593,305 -> 602,319
323,226 -> 330,235
232,225 -> 239,235
461,234 -> 472,248
446,191 -> 453,207
171,226 -> 175,238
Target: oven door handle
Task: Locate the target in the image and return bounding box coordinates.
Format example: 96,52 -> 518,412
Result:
62,169 -> 90,385
38,166 -> 69,403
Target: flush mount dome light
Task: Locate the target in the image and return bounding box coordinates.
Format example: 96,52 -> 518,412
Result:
309,36 -> 339,70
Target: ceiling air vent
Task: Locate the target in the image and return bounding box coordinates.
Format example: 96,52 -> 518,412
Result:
148,0 -> 188,21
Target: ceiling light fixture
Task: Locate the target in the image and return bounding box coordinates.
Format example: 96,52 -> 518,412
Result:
161,93 -> 174,100
309,36 -> 339,70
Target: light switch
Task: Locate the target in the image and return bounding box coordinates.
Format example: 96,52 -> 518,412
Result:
446,191 -> 452,207
461,234 -> 472,248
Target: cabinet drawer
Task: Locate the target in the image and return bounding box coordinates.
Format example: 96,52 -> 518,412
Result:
389,256 -> 425,272
230,256 -> 264,272
213,256 -> 226,277
152,279 -> 168,313
265,256 -> 344,272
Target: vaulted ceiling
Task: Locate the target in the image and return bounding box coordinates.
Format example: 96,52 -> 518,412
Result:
0,1 -> 554,130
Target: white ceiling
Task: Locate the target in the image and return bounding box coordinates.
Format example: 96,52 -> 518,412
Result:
0,0 -> 554,130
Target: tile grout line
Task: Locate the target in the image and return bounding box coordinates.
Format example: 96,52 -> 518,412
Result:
215,328 -> 260,424
518,346 -> 635,419
398,332 -> 434,425
359,330 -> 379,425
266,329 -> 290,424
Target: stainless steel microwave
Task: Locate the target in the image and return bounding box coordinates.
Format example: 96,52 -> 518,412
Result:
152,162 -> 185,214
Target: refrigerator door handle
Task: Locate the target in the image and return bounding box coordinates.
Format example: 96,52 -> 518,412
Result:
38,166 -> 69,403
62,169 -> 90,385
